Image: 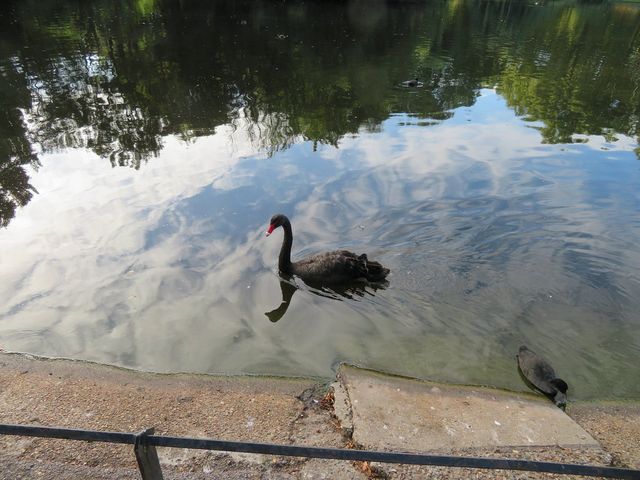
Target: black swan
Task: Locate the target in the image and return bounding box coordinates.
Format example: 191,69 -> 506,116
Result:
265,214 -> 390,284
516,345 -> 568,409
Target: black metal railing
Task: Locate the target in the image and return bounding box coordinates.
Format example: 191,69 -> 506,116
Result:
1,423 -> 639,480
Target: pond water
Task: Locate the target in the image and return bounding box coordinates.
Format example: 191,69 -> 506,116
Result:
1,0 -> 639,400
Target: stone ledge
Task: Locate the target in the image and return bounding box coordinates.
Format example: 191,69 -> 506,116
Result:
334,364 -> 600,453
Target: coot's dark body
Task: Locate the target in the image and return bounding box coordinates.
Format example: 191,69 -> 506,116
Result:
517,345 -> 568,409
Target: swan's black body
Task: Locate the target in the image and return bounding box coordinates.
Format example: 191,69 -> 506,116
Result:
266,214 -> 390,284
517,345 -> 568,409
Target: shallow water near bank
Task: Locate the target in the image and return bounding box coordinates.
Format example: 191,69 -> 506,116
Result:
0,0 -> 639,400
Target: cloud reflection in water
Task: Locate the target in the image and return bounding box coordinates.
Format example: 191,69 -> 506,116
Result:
1,91 -> 639,400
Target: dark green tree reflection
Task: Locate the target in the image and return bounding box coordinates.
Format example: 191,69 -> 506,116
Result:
0,43 -> 40,228
496,2 -> 640,145
0,0 -> 639,226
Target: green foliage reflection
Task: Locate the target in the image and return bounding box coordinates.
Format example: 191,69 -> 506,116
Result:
0,0 -> 639,226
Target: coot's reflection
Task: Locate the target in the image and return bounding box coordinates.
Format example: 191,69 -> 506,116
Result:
265,274 -> 389,322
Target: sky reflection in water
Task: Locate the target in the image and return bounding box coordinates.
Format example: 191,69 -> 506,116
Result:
1,90 -> 639,399
1,0 -> 640,400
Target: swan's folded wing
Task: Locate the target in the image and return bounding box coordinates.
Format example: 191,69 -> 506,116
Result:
293,250 -> 389,283
292,251 -> 365,282
366,262 -> 390,281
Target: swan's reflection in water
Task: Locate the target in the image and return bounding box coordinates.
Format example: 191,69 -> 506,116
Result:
265,276 -> 298,322
265,274 -> 389,322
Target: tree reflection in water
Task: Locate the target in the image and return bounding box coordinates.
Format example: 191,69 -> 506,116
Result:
1,0 -> 638,227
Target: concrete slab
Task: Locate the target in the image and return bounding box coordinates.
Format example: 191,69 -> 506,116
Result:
335,364 -> 600,453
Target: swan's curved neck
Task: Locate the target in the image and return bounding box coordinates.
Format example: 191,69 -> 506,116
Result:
279,218 -> 293,273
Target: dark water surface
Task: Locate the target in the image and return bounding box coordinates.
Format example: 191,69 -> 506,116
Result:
1,0 -> 639,399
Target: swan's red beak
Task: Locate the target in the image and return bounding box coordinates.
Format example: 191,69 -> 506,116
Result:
266,223 -> 276,237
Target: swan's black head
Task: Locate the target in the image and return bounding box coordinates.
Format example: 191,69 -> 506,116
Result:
266,213 -> 288,236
